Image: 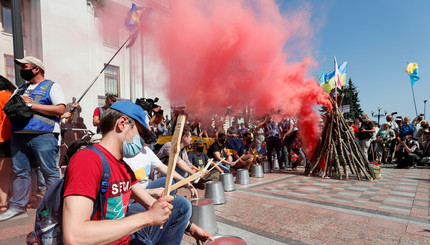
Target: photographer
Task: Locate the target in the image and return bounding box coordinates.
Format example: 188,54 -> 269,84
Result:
399,117 -> 415,139
357,114 -> 376,158
394,134 -> 421,168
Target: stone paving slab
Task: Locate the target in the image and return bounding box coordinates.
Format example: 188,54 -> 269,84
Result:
2,166 -> 430,244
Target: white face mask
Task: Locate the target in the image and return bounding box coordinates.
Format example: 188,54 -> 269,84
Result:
122,124 -> 144,158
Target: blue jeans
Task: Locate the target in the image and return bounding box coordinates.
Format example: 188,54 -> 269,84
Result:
147,177 -> 177,196
9,133 -> 60,210
128,196 -> 191,245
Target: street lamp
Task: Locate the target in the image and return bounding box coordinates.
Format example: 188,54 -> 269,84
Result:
425,100 -> 428,120
371,106 -> 388,125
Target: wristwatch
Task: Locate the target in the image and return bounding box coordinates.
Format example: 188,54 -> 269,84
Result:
27,102 -> 33,108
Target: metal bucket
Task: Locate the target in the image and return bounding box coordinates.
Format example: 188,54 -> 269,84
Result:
190,198 -> 218,235
205,235 -> 247,245
263,160 -> 271,173
204,181 -> 226,205
236,169 -> 250,185
252,164 -> 264,178
220,173 -> 236,192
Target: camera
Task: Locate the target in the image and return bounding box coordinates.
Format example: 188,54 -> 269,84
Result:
135,97 -> 160,117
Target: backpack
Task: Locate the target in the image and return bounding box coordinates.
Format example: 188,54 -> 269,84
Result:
27,145 -> 111,245
4,83 -> 34,126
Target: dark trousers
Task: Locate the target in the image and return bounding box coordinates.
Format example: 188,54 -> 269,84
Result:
267,140 -> 281,169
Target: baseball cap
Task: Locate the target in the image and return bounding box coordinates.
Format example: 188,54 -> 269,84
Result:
194,139 -> 204,145
14,56 -> 46,71
382,122 -> 389,126
110,101 -> 149,130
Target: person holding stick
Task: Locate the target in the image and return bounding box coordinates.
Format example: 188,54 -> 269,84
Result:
188,139 -> 223,186
124,145 -> 199,198
207,133 -> 235,173
62,101 -> 213,244
156,127 -> 202,177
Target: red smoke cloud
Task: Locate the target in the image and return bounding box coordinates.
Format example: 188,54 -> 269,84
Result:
95,0 -> 331,154
143,0 -> 331,154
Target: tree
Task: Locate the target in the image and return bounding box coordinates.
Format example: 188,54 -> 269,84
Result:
340,78 -> 363,120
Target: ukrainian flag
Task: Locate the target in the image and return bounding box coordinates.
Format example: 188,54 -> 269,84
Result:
320,62 -> 348,93
125,3 -> 152,48
405,63 -> 420,86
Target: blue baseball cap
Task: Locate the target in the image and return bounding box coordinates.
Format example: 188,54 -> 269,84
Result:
110,101 -> 149,130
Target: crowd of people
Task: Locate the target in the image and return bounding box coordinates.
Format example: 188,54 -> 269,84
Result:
346,113 -> 430,169
0,56 -> 427,244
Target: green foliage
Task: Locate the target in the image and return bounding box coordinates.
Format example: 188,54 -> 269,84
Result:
340,78 -> 363,120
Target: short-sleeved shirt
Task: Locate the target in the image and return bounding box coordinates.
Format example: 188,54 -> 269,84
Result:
376,128 -> 395,141
156,142 -> 191,177
188,151 -> 209,169
64,144 -> 137,245
226,138 -> 248,158
124,147 -> 162,189
207,142 -> 230,171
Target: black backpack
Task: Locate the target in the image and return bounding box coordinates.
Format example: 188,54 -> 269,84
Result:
4,83 -> 34,126
27,145 -> 111,245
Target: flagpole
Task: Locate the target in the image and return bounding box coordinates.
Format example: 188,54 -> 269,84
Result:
75,34 -> 134,104
411,85 -> 418,117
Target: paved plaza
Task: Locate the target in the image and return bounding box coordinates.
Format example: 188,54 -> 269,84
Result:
1,165 -> 430,244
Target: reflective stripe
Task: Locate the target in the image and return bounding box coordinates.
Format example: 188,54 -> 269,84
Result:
33,81 -> 55,126
33,114 -> 55,126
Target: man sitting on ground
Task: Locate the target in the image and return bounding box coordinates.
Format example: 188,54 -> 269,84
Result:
188,139 -> 224,187
157,127 -> 201,178
207,133 -> 235,174
63,101 -> 213,244
226,132 -> 254,170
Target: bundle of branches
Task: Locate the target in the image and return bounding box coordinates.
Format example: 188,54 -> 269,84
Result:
306,99 -> 376,181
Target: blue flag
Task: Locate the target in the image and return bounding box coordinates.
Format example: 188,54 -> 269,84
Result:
125,3 -> 152,48
405,63 -> 420,86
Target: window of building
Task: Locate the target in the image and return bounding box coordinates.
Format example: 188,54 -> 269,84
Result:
1,0 -> 12,33
4,54 -> 15,84
104,64 -> 119,97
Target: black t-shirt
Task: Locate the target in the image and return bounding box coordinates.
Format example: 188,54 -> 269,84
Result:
188,151 -> 209,169
207,142 -> 224,159
358,120 -> 375,140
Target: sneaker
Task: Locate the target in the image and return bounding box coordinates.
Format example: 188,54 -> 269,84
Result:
0,207 -> 25,222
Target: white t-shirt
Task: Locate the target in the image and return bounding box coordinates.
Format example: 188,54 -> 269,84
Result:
13,81 -> 66,133
123,146 -> 162,189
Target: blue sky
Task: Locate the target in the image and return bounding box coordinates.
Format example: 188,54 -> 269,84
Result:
278,0 -> 430,121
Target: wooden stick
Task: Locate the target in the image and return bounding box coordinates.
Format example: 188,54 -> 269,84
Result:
161,114 -> 186,228
208,158 -> 225,172
233,155 -> 244,165
171,172 -> 203,191
194,158 -> 214,183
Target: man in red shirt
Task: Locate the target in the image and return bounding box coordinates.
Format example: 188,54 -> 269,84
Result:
63,101 -> 212,244
93,94 -> 116,133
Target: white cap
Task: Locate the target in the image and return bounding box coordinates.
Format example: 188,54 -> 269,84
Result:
14,56 -> 45,71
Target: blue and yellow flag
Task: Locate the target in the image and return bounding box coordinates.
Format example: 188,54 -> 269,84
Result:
320,62 -> 348,93
405,63 -> 420,86
125,3 -> 152,48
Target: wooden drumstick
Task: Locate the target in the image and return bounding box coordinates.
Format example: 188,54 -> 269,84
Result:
193,158 -> 213,183
161,114 -> 186,229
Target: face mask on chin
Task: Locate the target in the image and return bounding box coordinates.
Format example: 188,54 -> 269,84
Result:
122,125 -> 144,158
20,68 -> 36,81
